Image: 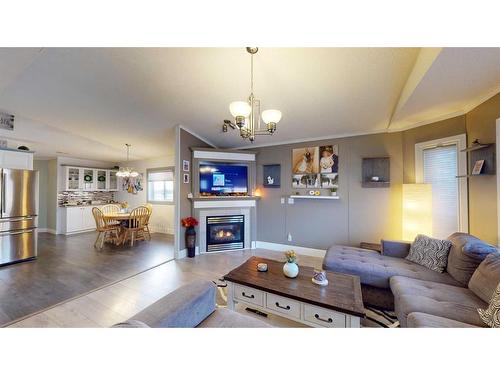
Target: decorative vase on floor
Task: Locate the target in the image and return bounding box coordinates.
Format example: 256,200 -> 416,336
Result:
283,261 -> 299,278
185,226 -> 196,258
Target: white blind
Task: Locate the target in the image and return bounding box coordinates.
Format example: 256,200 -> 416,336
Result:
423,145 -> 459,239
147,169 -> 174,202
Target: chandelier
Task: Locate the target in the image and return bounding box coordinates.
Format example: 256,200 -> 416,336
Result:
222,47 -> 282,142
116,144 -> 139,178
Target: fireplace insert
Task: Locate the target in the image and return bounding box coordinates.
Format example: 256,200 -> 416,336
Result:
206,215 -> 244,252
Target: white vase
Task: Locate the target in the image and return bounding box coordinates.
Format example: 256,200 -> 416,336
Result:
283,262 -> 299,278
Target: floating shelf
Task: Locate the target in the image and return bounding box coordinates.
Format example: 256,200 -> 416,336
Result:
289,195 -> 340,200
362,157 -> 390,188
362,181 -> 390,188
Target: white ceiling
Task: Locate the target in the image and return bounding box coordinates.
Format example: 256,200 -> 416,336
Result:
1,47 -> 500,161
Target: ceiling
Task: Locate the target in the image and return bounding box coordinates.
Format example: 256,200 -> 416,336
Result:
1,47 -> 500,161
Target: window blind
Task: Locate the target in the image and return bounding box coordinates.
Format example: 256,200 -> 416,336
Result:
422,145 -> 459,239
147,169 -> 174,202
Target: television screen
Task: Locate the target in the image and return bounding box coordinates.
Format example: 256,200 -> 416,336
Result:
199,163 -> 248,195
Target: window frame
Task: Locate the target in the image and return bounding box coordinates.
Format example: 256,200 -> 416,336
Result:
146,167 -> 175,205
415,134 -> 468,234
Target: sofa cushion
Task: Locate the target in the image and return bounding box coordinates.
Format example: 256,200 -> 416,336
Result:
407,312 -> 480,328
323,245 -> 461,289
390,276 -> 488,327
446,232 -> 499,286
478,282 -> 500,328
405,234 -> 452,273
197,308 -> 272,328
469,253 -> 500,303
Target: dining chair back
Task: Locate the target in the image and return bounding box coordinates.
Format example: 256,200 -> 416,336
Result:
102,204 -> 121,214
144,203 -> 153,240
123,206 -> 150,246
92,207 -> 120,249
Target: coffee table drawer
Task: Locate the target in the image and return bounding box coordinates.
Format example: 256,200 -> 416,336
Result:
266,293 -> 301,319
234,285 -> 264,306
304,305 -> 346,328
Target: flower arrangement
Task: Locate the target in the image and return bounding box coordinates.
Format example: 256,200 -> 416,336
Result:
284,250 -> 297,263
181,216 -> 199,228
120,201 -> 129,209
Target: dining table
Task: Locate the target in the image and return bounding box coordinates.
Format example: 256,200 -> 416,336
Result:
102,211 -> 133,246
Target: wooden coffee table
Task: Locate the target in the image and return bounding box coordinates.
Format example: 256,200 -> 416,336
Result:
223,256 -> 365,328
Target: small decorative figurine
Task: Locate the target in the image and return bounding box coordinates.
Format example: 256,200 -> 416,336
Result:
312,269 -> 329,286
257,263 -> 268,272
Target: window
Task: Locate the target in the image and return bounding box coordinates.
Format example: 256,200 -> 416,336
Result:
415,135 -> 468,238
147,168 -> 174,204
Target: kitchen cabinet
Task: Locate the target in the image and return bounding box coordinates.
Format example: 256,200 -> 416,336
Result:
62,205 -> 101,234
108,170 -> 119,191
0,148 -> 34,170
82,168 -> 95,191
65,167 -> 82,191
96,169 -> 107,191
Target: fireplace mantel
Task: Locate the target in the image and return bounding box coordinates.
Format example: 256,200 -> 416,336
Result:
191,196 -> 259,209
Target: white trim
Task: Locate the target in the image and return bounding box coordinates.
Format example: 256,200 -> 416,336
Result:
37,228 -> 56,234
496,119 -> 500,246
415,134 -> 469,234
193,199 -> 256,209
178,125 -> 217,148
290,195 -> 340,200
388,110 -> 466,133
174,125 -> 181,259
255,241 -> 325,258
193,150 -> 255,161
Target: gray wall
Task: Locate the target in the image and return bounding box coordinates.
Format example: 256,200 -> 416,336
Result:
178,128 -> 213,249
47,159 -> 58,231
33,160 -> 49,229
252,132 -> 404,250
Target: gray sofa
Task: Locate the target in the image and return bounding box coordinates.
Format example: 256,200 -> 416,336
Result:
113,280 -> 271,328
323,232 -> 499,327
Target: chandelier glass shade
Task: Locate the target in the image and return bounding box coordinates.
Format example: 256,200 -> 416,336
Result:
116,144 -> 139,178
223,47 -> 282,142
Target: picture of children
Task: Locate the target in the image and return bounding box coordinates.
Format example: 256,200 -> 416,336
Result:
319,145 -> 338,173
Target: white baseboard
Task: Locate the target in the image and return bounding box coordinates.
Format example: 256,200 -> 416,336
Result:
38,228 -> 57,234
255,241 -> 326,258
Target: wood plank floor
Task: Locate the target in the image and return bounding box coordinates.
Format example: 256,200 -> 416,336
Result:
0,232 -> 174,326
7,249 -> 323,328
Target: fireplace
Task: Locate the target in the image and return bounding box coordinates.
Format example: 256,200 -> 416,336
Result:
206,215 -> 245,252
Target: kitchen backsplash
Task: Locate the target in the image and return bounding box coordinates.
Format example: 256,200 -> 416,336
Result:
58,191 -> 116,206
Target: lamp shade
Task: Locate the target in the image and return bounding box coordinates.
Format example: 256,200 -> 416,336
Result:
402,184 -> 433,241
261,109 -> 282,124
229,101 -> 251,118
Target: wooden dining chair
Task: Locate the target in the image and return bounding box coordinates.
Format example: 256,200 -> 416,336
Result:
122,206 -> 149,246
92,207 -> 120,249
144,203 -> 153,240
101,204 -> 121,225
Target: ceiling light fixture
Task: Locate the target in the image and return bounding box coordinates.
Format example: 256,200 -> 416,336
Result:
222,47 -> 282,142
116,144 -> 139,178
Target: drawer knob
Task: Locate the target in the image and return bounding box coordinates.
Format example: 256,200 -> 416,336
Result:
241,292 -> 255,299
275,302 -> 291,310
314,313 -> 333,323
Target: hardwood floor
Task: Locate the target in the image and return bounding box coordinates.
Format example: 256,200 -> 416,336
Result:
7,248 -> 323,327
0,231 -> 174,326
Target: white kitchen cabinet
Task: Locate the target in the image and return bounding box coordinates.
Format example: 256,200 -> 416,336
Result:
62,205 -> 100,234
96,169 -> 107,191
65,167 -> 82,191
63,166 -> 118,192
0,148 -> 34,170
107,170 -> 119,191
82,168 -> 95,191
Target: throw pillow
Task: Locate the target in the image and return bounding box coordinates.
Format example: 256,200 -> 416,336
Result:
478,283 -> 500,328
406,234 -> 452,273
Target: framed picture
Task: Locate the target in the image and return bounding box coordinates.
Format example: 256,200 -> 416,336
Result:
292,174 -> 307,188
263,164 -> 281,188
305,174 -> 319,188
292,147 -> 319,174
472,159 -> 485,175
319,145 -> 339,173
320,173 -> 338,188
183,173 -> 190,184
182,160 -> 190,172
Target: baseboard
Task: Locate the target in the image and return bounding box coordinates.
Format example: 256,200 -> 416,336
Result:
37,228 -> 57,234
255,241 -> 326,258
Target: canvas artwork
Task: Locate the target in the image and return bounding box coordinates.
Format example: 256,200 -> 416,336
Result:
263,164 -> 281,188
319,145 -> 339,173
292,147 -> 319,174
305,174 -> 319,188
321,173 -> 338,188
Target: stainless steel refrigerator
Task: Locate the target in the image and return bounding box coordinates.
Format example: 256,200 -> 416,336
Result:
0,168 -> 38,266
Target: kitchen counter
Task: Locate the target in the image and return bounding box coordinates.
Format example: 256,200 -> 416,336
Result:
60,203 -> 118,208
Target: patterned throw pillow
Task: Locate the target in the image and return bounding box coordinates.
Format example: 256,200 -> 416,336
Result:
406,234 -> 452,273
478,283 -> 500,328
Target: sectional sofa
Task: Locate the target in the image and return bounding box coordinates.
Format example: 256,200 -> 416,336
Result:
323,232 -> 500,327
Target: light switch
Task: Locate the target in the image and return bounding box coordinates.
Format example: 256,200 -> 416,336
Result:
280,197 -> 285,204
288,197 -> 294,205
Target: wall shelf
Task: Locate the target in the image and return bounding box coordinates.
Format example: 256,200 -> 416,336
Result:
289,195 -> 340,200
362,157 -> 390,188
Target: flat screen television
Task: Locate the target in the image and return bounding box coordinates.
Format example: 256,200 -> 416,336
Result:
199,162 -> 248,195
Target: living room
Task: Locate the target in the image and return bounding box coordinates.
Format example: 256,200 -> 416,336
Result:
1,1 -> 499,374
